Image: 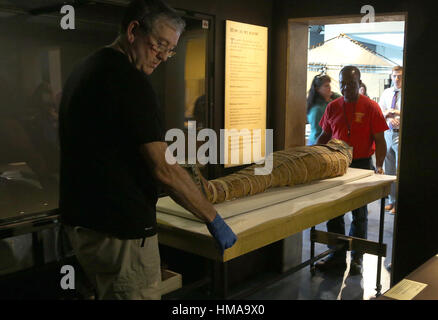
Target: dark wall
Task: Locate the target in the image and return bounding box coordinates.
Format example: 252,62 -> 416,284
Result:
272,0 -> 438,285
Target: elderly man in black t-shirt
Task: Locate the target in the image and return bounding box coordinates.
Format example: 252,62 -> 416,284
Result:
59,0 -> 236,300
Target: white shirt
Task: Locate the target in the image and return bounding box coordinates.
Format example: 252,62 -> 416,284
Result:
379,86 -> 401,130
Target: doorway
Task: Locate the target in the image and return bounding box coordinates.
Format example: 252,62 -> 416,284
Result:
286,13 -> 407,299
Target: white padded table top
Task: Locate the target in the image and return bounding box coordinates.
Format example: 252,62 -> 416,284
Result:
156,171 -> 396,261
156,167 -> 374,222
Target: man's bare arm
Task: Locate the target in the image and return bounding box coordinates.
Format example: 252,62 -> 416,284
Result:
316,130 -> 332,145
373,131 -> 387,174
139,141 -> 216,223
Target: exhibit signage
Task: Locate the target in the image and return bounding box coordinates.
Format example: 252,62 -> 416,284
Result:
224,20 -> 268,167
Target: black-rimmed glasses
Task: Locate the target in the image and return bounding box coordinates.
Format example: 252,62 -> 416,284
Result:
137,21 -> 177,58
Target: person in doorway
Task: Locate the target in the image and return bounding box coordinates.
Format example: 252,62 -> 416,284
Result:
379,66 -> 403,215
306,74 -> 341,145
359,82 -> 369,97
59,0 -> 237,300
316,66 -> 388,275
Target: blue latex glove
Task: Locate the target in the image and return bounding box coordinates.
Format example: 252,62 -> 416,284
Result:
207,213 -> 237,254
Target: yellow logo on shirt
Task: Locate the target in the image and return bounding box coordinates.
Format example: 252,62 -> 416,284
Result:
354,112 -> 365,123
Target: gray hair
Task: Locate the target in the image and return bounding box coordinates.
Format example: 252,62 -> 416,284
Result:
120,0 -> 185,36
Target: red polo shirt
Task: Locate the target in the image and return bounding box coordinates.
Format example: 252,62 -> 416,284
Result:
319,94 -> 388,159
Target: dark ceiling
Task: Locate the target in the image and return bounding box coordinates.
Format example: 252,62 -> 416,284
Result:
0,1 -> 128,15
0,0 -> 125,29
2,0 -> 88,12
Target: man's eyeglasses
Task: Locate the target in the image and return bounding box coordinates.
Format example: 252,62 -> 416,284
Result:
149,35 -> 177,58
136,17 -> 178,58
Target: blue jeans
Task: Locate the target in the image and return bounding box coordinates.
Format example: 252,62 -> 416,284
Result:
327,158 -> 373,261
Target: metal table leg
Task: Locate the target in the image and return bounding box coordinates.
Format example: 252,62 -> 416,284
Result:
310,226 -> 316,274
375,198 -> 386,296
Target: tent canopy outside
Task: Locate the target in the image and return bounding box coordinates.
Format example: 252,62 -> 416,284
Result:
307,33 -> 398,101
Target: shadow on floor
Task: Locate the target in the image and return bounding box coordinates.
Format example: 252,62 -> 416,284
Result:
245,199 -> 394,300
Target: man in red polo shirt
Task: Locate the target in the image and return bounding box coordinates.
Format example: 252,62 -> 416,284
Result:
316,65 -> 388,275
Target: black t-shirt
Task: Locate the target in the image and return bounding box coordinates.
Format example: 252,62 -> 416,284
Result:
59,47 -> 164,239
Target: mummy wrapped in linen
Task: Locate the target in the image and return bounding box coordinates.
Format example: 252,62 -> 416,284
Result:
185,139 -> 353,204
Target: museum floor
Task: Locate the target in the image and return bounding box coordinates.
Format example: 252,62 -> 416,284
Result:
245,199 -> 394,300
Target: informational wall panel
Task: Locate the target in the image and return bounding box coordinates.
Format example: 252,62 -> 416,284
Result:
224,20 -> 268,167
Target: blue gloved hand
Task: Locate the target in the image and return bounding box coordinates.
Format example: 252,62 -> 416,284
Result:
206,213 -> 237,254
